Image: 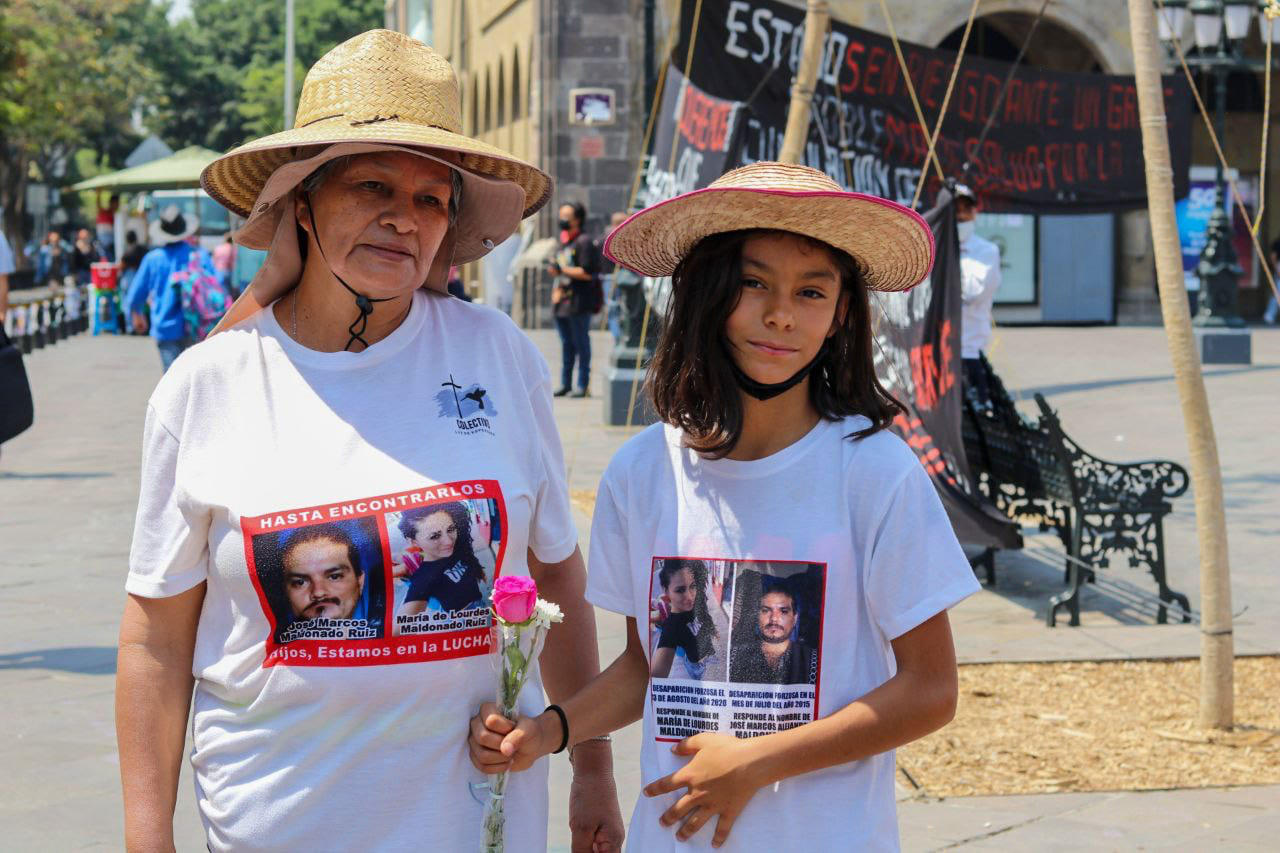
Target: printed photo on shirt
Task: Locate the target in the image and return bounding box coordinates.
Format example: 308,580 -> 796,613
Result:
648,557 -> 826,742
243,481 -> 508,667
250,517 -> 387,645
386,497 -> 502,636
728,563 -> 823,686
648,558 -> 731,682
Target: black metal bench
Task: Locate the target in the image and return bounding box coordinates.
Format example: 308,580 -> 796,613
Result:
961,355 -> 1191,627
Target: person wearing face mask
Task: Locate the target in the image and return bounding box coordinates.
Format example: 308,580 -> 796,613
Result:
955,184 -> 1002,409
546,200 -> 601,397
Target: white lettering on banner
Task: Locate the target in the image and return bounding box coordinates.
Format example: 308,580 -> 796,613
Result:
724,1 -> 751,59
719,1 -> 848,86
642,147 -> 705,208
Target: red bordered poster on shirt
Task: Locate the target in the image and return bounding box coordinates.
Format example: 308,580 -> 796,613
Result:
242,480 -> 508,667
646,557 -> 827,742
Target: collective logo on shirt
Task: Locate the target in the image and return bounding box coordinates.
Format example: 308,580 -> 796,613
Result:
435,373 -> 497,436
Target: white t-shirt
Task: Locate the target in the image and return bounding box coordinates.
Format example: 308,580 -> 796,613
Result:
127,289 -> 576,851
960,232 -> 1002,358
586,416 -> 979,853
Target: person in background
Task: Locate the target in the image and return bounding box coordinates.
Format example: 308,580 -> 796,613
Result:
96,192 -> 120,261
119,230 -> 150,335
1263,237 -> 1279,326
546,200 -> 599,397
598,211 -> 627,343
36,231 -> 71,286
124,205 -> 212,371
70,228 -> 100,286
212,234 -> 236,293
956,184 -> 1002,409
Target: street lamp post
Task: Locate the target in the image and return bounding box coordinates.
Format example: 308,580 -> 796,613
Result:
1154,0 -> 1278,327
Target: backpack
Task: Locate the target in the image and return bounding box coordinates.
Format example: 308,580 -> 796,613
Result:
169,249 -> 230,341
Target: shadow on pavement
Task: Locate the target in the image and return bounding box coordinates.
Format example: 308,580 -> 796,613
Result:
974,534 -> 1186,626
1013,363 -> 1280,399
0,471 -> 113,480
0,646 -> 117,674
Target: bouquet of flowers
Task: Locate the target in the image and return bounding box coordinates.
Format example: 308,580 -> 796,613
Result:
481,575 -> 563,853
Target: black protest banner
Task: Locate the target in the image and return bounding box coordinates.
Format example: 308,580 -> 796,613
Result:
642,66 -> 744,206
873,191 -> 1022,549
660,0 -> 1191,212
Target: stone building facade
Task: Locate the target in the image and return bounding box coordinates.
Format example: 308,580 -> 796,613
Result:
385,0 -> 1276,322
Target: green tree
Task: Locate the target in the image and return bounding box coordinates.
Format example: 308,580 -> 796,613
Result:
0,0 -> 158,261
150,0 -> 384,152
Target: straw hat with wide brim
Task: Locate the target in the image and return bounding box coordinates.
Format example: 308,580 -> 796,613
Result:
202,29 -> 549,222
604,162 -> 934,293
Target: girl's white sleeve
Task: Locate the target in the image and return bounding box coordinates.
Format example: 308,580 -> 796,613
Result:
864,460 -> 981,641
584,475 -> 634,616
126,405 -> 210,598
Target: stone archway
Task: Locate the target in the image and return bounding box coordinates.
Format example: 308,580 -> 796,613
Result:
938,12 -> 1108,74
888,1 -> 1130,75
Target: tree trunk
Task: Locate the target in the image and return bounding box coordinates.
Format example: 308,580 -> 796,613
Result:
1126,0 -> 1233,729
778,1 -> 830,165
0,146 -> 31,271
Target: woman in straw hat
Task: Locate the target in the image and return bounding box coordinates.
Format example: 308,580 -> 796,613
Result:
469,162 -> 979,851
115,30 -> 622,852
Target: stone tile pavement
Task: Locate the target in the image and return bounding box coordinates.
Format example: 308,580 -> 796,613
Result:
0,322 -> 1275,850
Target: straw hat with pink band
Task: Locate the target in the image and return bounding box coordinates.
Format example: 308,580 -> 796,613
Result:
200,29 -> 551,338
603,161 -> 935,293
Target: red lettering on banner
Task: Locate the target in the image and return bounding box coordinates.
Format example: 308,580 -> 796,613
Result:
920,58 -> 945,108
842,41 -> 863,93
678,86 -> 734,152
1046,82 -> 1063,127
907,319 -> 955,413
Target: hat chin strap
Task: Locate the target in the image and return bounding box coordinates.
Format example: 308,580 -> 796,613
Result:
727,341 -> 826,402
304,195 -> 394,352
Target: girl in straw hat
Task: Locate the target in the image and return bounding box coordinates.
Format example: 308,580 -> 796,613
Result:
114,30 -> 623,852
468,162 -> 979,851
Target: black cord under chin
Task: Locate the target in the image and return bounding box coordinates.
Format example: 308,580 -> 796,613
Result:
305,195 -> 394,351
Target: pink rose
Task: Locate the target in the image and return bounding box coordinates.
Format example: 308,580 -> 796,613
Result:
492,575 -> 538,624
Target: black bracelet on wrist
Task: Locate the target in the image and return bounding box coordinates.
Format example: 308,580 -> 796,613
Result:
545,704 -> 570,754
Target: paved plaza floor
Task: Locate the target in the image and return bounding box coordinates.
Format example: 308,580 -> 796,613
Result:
1,321 -> 1275,850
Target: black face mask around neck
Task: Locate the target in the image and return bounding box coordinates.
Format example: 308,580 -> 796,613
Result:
727,342 -> 827,401
304,194 -> 396,351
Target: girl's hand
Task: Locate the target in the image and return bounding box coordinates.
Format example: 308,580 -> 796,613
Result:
391,560 -> 409,580
642,733 -> 767,847
473,510 -> 493,551
467,702 -> 554,774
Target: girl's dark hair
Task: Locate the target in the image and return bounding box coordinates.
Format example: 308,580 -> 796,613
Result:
398,502 -> 484,584
646,229 -> 904,458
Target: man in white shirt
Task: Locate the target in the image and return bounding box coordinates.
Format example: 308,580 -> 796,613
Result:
956,184 -> 1001,407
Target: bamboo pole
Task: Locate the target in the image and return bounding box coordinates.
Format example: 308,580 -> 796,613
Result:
779,1 -> 831,164
1126,0 -> 1233,729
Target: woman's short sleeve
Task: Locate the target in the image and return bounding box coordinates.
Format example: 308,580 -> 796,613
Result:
526,361 -> 578,565
864,460 -> 980,641
125,405 -> 210,597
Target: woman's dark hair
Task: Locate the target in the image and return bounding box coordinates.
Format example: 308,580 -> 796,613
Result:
398,502 -> 484,584
658,558 -> 718,658
646,228 -> 904,457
